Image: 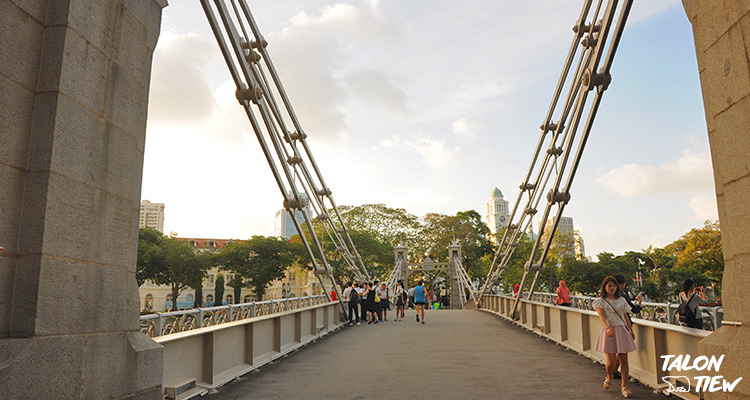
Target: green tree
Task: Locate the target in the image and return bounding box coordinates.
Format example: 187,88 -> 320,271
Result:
227,273 -> 244,304
214,273 -> 225,306
338,204 -> 424,249
137,233 -> 209,311
420,210 -> 496,281
216,236 -> 299,300
136,227 -> 165,287
670,220 -> 723,293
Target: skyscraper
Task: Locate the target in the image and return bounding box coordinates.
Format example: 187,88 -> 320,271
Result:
139,200 -> 165,232
274,193 -> 312,240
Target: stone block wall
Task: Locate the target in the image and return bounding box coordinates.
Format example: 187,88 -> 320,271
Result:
0,0 -> 167,398
682,1 -> 750,399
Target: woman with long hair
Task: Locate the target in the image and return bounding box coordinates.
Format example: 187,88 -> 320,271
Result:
395,280 -> 406,321
594,276 -> 636,398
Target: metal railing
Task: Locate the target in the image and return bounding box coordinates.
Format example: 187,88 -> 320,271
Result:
139,295 -> 328,337
519,291 -> 724,331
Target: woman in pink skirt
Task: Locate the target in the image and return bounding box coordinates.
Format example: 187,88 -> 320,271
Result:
594,276 -> 636,398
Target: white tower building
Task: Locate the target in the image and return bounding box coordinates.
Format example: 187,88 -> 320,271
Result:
274,193 -> 312,240
486,187 -> 510,243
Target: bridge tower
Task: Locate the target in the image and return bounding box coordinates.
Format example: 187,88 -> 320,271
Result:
448,245 -> 463,309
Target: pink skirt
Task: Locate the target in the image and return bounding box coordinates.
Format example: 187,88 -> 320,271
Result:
594,325 -> 636,354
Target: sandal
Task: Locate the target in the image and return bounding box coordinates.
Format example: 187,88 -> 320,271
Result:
621,387 -> 631,398
603,377 -> 611,390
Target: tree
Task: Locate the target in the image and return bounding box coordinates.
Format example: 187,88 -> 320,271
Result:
670,220 -> 724,293
216,236 -> 299,300
214,273 -> 225,306
137,232 -> 209,311
419,210 -> 496,281
136,227 -> 165,287
228,273 -> 244,304
338,204 -> 424,249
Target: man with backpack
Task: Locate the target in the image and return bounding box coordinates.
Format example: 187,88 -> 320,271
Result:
678,278 -> 709,329
344,282 -> 360,326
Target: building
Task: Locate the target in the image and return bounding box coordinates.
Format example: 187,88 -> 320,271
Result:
138,237 -> 321,312
139,200 -> 165,232
274,193 -> 312,240
540,216 -> 586,261
485,187 -> 511,244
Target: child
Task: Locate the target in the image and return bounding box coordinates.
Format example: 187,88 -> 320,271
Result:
594,276 -> 636,398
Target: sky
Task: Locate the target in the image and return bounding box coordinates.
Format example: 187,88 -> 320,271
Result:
141,0 -> 717,259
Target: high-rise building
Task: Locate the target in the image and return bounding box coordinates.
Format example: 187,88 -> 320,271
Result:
274,193 -> 312,240
485,187 -> 510,244
540,216 -> 586,260
139,200 -> 165,232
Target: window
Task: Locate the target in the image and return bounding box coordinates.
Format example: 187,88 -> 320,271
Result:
209,274 -> 215,283
206,294 -> 214,305
243,295 -> 254,303
186,294 -> 194,304
226,295 -> 233,304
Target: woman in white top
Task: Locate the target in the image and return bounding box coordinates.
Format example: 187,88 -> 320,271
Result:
594,276 -> 636,398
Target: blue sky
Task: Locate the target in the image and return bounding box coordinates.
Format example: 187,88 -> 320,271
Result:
142,0 -> 716,258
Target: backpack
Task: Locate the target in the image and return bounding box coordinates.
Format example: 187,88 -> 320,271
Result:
349,288 -> 360,303
677,293 -> 701,328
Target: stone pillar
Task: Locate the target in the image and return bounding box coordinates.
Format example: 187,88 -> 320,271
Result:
0,0 -> 167,398
448,245 -> 462,309
682,2 -> 749,399
394,246 -> 409,284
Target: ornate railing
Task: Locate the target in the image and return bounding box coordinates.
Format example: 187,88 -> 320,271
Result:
139,295 -> 328,338
515,291 -> 724,331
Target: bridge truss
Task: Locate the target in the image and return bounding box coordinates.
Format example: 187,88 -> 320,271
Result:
477,0 -> 634,318
200,0 -> 371,317
385,245 -> 476,309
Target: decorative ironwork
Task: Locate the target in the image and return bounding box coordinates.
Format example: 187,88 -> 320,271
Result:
139,295 -> 328,338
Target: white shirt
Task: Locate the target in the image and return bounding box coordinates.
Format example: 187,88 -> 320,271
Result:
344,287 -> 356,300
593,297 -> 630,327
679,292 -> 709,318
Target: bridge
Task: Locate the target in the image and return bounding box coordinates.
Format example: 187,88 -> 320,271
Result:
1,1 -> 748,400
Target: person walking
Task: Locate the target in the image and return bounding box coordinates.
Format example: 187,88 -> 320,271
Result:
555,280 -> 572,307
395,281 -> 406,321
594,276 -> 636,398
678,278 -> 709,329
356,282 -> 367,323
344,282 -> 360,325
378,282 -> 390,321
414,280 -> 427,324
363,283 -> 378,324
439,286 -> 448,308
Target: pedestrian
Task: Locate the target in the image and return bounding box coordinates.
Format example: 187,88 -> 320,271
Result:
395,280 -> 406,321
363,283 -> 378,324
357,282 -> 367,321
440,286 -> 448,308
613,274 -> 642,319
408,286 -> 415,309
678,278 -> 708,329
378,282 -> 390,321
414,280 -> 427,324
513,283 -> 520,297
330,287 -> 338,301
594,276 -> 636,398
555,280 -> 572,307
344,282 -> 360,325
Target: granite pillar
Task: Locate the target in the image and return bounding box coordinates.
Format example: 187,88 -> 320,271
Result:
0,0 -> 167,398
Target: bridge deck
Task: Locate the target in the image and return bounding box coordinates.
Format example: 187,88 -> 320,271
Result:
208,309 -> 667,400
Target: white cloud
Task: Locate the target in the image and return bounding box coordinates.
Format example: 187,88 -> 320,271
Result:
452,118 -> 476,138
148,32 -> 219,125
596,150 -> 714,196
345,69 -> 409,114
689,193 -> 719,221
381,135 -> 460,169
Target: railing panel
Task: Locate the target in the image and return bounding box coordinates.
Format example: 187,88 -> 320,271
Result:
153,301 -> 343,397
479,295 -> 710,400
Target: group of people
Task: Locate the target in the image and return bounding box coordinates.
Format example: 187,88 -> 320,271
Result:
510,274 -> 707,398
341,280 -> 431,325
592,275 -> 707,398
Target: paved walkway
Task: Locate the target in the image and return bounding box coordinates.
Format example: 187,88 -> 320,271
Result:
207,309 -> 668,400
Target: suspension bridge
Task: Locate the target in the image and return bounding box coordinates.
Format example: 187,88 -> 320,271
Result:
1,0 -> 748,399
